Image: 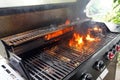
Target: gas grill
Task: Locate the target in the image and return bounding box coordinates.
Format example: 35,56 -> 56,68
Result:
0,0 -> 120,80
0,19 -> 120,80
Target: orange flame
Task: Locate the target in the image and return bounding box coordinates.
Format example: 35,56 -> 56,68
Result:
86,34 -> 95,42
45,30 -> 62,40
45,20 -> 73,40
69,33 -> 84,50
65,20 -> 71,25
69,32 -> 101,50
45,27 -> 73,40
93,27 -> 99,31
93,27 -> 102,32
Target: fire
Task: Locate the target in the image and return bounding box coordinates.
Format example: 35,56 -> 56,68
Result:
69,32 -> 101,50
69,33 -> 84,50
45,27 -> 73,40
93,26 -> 102,32
86,34 -> 95,42
65,19 -> 71,25
77,37 -> 83,44
93,27 -> 99,31
45,20 -> 73,40
73,33 -> 83,45
45,30 -> 62,40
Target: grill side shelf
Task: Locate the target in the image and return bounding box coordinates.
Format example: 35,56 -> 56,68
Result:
9,54 -> 31,80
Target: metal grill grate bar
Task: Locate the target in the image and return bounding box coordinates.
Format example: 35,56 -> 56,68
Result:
33,55 -> 69,76
25,61 -> 53,80
31,56 -> 65,78
25,59 -> 61,80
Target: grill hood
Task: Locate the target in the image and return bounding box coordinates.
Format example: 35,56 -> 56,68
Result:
0,0 -> 90,38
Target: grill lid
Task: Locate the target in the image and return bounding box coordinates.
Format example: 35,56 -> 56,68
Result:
105,22 -> 120,33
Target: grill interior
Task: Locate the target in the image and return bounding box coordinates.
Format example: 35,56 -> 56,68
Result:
21,32 -> 117,80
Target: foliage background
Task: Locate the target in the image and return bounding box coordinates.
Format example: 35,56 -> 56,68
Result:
86,0 -> 120,24
105,0 -> 120,24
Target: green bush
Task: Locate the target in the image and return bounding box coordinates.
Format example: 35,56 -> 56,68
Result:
105,0 -> 120,24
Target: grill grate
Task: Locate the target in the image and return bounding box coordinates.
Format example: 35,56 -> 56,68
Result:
24,33 -> 118,80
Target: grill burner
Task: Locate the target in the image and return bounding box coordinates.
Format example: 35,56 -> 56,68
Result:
0,20 -> 119,80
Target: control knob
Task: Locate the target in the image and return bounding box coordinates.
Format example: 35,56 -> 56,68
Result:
115,45 -> 120,52
106,51 -> 115,60
93,60 -> 105,71
80,73 -> 92,80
